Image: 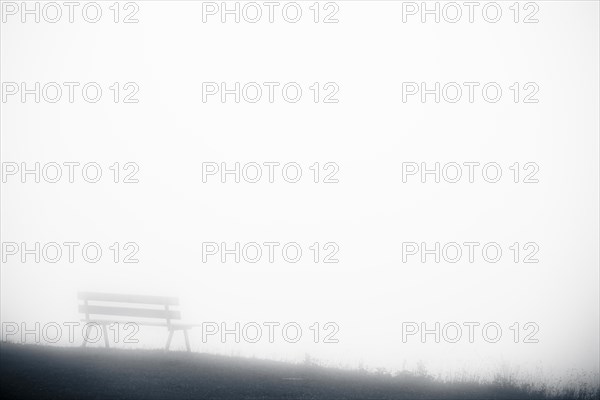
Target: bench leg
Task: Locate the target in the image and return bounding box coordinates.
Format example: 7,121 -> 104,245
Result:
184,329 -> 190,352
102,324 -> 110,348
81,325 -> 90,347
165,330 -> 174,351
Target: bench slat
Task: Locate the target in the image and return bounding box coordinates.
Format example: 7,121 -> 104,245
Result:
79,305 -> 181,320
78,292 -> 179,306
82,319 -> 198,329
82,319 -> 169,327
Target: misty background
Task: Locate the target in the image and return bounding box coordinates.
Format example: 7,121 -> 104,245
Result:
1,0 -> 599,387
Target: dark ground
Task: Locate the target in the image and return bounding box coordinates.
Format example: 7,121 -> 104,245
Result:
0,343 -> 597,400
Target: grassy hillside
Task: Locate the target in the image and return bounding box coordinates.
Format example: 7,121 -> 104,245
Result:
0,343 -> 597,400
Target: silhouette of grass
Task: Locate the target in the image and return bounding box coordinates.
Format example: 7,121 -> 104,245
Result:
1,342 -> 598,400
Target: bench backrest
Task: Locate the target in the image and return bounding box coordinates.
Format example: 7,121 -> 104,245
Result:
78,292 -> 181,326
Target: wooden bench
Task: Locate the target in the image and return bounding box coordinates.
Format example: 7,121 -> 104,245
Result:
78,292 -> 194,352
